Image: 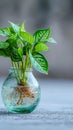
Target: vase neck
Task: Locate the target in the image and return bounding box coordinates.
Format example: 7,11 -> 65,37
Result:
9,67 -> 33,86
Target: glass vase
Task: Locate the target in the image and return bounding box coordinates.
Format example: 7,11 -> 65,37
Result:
2,68 -> 40,113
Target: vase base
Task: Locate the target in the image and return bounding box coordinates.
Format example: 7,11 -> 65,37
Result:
6,105 -> 38,114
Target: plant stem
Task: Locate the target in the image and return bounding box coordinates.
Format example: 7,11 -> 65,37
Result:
11,50 -> 31,85
22,57 -> 24,78
22,52 -> 29,83
16,62 -> 21,82
11,61 -> 19,82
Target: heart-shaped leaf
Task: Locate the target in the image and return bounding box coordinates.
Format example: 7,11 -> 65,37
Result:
20,22 -> 25,32
18,48 -> 23,58
34,42 -> 50,52
20,32 -> 34,44
33,28 -> 50,43
29,52 -> 48,74
10,47 -> 22,62
0,28 -> 11,37
9,21 -> 19,33
0,49 -> 7,56
0,42 -> 9,49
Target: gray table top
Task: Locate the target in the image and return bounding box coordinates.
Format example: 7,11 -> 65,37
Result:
0,77 -> 73,130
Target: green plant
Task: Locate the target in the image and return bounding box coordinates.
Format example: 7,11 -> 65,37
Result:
0,21 -> 56,85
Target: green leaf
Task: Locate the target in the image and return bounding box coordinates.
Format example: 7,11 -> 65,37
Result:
8,32 -> 18,40
18,48 -> 23,58
0,47 -> 11,57
29,52 -> 48,74
0,27 -> 11,37
33,28 -> 50,43
0,42 -> 9,49
20,32 -> 34,44
23,43 -> 31,55
34,42 -> 49,52
0,49 -> 7,56
9,27 -> 15,34
10,47 -> 22,62
3,46 -> 22,61
9,21 -> 19,33
6,38 -> 18,48
20,22 -> 25,32
47,37 -> 57,43
17,39 -> 24,48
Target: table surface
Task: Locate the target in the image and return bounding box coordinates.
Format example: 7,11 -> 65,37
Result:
0,77 -> 73,130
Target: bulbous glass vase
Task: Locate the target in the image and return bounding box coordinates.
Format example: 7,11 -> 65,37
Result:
2,68 -> 40,113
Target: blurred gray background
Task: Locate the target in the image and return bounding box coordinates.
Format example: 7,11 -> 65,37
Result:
0,0 -> 73,79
